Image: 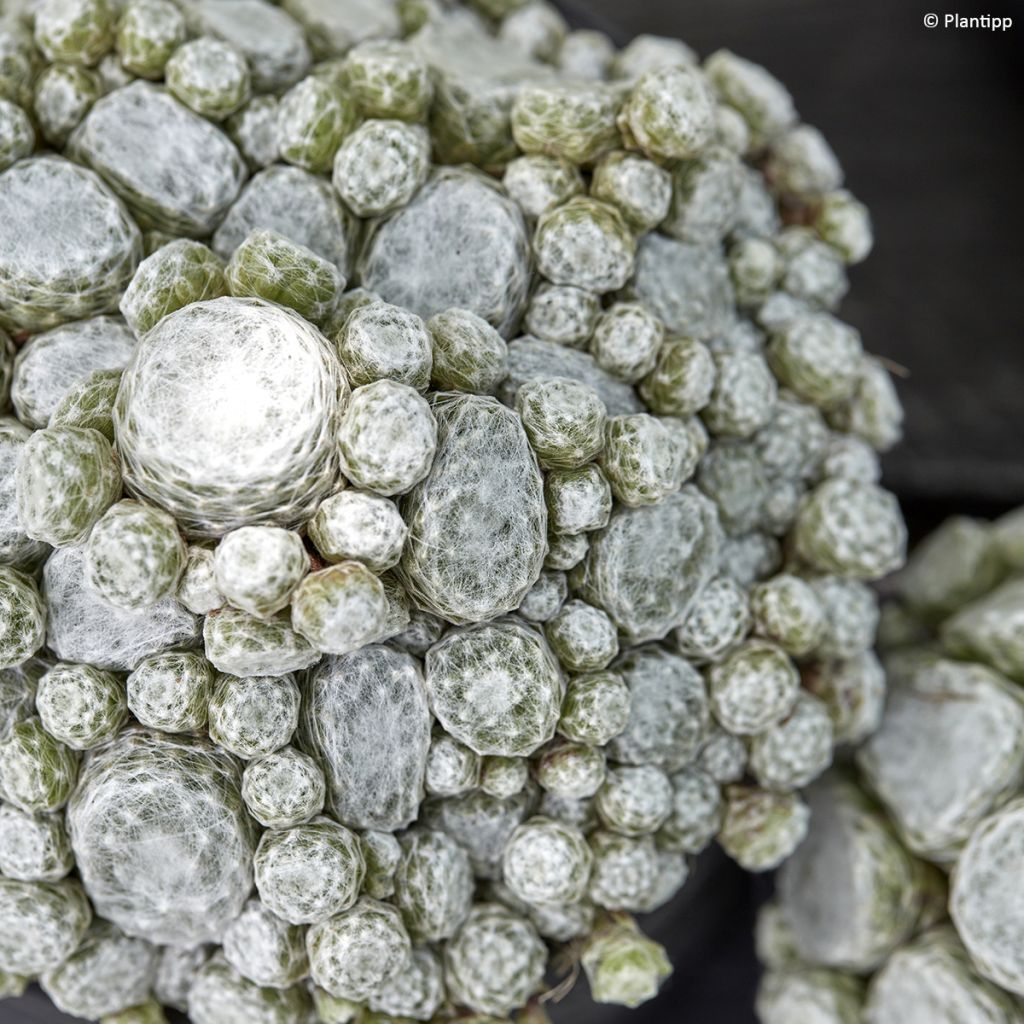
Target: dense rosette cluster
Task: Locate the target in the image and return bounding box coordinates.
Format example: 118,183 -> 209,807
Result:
0,0 -> 906,1020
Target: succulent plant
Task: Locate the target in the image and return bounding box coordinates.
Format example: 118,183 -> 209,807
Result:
0,1 -> 908,1019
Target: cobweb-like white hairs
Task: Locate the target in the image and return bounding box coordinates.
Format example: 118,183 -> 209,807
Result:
204,606 -> 319,678
253,815 -> 364,926
359,167 -> 531,338
393,827 -> 473,942
336,377 -> 437,494
369,946 -> 445,1020
424,620 -> 564,757
627,233 -> 735,338
212,164 -> 355,274
69,81 -> 247,237
444,903 -> 547,1017
0,800 -> 73,881
187,953 -> 313,1024
574,485 -> 723,643
0,155 -> 141,333
502,817 -> 593,905
154,943 -> 208,1012
332,120 -> 430,219
226,228 -> 342,327
67,731 -> 255,946
610,645 -> 711,772
189,0 -> 312,93
423,788 -> 532,880
300,644 -> 431,831
0,876 -> 91,976
220,898 -> 307,988
399,393 -> 547,625
44,546 -> 199,672
501,337 -> 642,417
11,316 -> 135,429
40,920 -> 158,1019
115,296 -> 345,537
306,896 -> 411,1002
208,672 -> 300,760
0,422 -> 49,567
338,304 -> 432,391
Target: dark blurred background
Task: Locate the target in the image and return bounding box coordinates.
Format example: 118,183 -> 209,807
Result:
9,1 -> 1024,1022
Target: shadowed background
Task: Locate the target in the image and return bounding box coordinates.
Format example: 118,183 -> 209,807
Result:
7,0 -> 1023,1021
